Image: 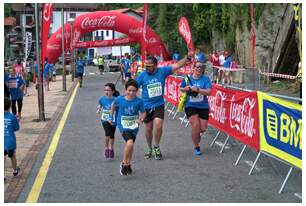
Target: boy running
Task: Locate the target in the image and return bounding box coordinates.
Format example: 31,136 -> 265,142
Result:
109,79 -> 146,176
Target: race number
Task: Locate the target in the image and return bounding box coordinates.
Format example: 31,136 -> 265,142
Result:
147,82 -> 162,98
101,110 -> 110,121
121,115 -> 138,130
189,94 -> 204,102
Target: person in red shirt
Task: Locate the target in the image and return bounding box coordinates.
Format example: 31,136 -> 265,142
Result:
210,50 -> 220,83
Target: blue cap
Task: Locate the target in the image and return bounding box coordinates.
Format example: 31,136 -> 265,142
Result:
195,52 -> 206,63
172,53 -> 180,61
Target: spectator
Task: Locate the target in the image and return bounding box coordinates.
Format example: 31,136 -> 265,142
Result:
13,59 -> 27,96
43,58 -> 51,91
223,51 -> 233,84
210,50 -> 220,83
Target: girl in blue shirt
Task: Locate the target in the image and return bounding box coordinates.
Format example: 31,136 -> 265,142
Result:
180,61 -> 212,156
76,57 -> 86,88
96,83 -> 119,159
109,79 -> 146,176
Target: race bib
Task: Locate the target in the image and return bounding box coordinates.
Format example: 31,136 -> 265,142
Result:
190,94 -> 204,103
101,110 -> 110,121
147,82 -> 162,98
121,115 -> 138,130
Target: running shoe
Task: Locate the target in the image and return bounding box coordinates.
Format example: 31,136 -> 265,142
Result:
104,149 -> 110,158
109,149 -> 114,158
120,163 -> 128,176
144,147 -> 152,159
126,164 -> 132,175
13,167 -> 21,177
153,146 -> 163,160
194,147 -> 202,156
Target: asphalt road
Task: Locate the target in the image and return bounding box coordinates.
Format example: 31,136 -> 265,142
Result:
17,66 -> 302,203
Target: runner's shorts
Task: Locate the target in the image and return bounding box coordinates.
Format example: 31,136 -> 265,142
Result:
122,130 -> 137,142
102,121 -> 116,139
185,107 -> 209,120
76,72 -> 83,77
4,149 -> 15,158
125,72 -> 131,78
144,104 -> 164,123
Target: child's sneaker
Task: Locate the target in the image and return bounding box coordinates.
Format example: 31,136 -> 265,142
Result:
120,163 -> 128,176
109,149 -> 114,158
13,167 -> 21,177
194,147 -> 202,156
126,164 -> 133,175
144,147 -> 152,159
104,149 -> 110,158
153,146 -> 163,160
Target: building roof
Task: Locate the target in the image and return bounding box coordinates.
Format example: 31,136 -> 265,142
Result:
110,8 -> 143,17
4,17 -> 16,26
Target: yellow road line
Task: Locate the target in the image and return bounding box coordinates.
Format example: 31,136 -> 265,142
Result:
26,85 -> 79,203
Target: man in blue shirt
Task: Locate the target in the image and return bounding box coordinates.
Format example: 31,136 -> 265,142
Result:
76,56 -> 86,88
136,51 -> 194,160
8,67 -> 24,119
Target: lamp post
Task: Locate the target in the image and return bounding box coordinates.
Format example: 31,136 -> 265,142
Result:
61,7 -> 66,91
34,3 -> 45,121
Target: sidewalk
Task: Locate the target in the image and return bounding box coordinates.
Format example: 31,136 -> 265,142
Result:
4,74 -> 76,202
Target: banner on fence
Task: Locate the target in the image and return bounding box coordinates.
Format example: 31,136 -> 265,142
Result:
164,76 -> 182,106
257,92 -> 302,169
208,84 -> 259,151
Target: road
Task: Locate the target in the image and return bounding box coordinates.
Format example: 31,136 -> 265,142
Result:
17,66 -> 301,203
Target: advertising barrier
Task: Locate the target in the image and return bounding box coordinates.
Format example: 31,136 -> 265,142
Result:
257,91 -> 302,169
208,84 -> 259,151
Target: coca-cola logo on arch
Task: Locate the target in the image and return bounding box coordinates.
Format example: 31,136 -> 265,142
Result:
81,16 -> 116,29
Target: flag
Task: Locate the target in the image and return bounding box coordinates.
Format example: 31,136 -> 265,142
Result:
178,16 -> 194,51
141,3 -> 148,67
41,3 -> 54,67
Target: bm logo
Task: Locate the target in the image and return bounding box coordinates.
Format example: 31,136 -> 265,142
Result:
263,100 -> 302,159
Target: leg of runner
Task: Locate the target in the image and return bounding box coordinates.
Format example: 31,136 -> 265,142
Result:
144,121 -> 153,158
153,118 -> 164,160
189,114 -> 201,155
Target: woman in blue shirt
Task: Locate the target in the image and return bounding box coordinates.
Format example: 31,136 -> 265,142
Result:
109,79 -> 146,176
96,83 -> 119,159
180,61 -> 212,156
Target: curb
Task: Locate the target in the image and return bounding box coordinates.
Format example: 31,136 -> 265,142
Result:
4,82 -> 78,203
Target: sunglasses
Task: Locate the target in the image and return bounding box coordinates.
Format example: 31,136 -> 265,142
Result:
195,65 -> 203,69
145,64 -> 154,68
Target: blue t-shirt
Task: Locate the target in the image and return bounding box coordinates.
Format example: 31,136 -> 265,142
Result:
98,96 -> 116,123
4,111 -> 20,150
136,66 -> 173,109
223,56 -> 232,68
180,75 -> 212,109
113,95 -> 145,135
8,75 -> 24,100
76,59 -> 85,74
44,62 -> 50,78
4,72 -> 9,83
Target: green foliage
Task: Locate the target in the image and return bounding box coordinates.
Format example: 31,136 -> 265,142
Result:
4,4 -> 12,17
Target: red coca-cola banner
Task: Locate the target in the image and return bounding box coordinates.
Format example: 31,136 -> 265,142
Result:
158,60 -> 193,75
74,37 -> 137,48
46,11 -> 169,64
41,3 -> 53,66
164,76 -> 182,106
178,16 -> 194,51
208,84 -> 259,151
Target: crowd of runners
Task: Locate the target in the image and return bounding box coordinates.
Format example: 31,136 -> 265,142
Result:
96,49 -> 213,176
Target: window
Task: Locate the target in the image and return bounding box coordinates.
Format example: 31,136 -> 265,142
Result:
25,15 -> 34,26
106,30 -> 109,36
69,13 -> 76,19
101,31 -> 104,37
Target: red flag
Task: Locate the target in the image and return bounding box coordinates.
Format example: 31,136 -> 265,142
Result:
178,16 -> 194,51
41,3 -> 54,67
141,3 -> 148,67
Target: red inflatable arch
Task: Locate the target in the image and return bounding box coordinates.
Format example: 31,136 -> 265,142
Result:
46,11 -> 169,63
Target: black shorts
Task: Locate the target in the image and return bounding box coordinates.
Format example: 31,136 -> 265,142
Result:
102,122 -> 116,139
76,72 -> 83,77
185,107 -> 209,120
122,131 -> 136,142
4,149 -> 15,158
144,105 -> 165,123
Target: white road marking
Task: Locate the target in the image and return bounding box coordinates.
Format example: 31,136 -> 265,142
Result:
89,72 -> 95,75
